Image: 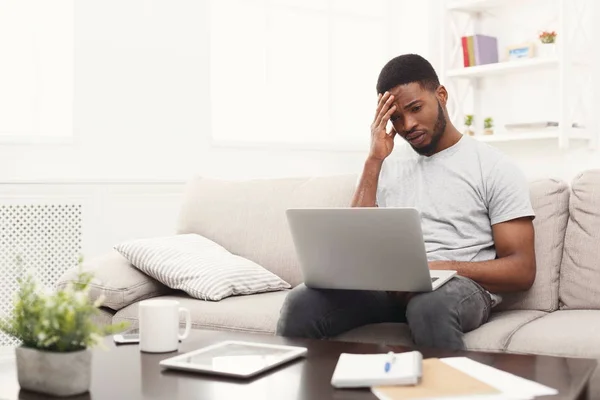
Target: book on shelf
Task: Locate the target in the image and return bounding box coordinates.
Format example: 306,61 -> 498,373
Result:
461,35 -> 499,67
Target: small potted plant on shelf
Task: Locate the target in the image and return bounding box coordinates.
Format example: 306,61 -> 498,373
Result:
0,257 -> 128,397
537,31 -> 557,58
464,114 -> 474,136
483,117 -> 494,135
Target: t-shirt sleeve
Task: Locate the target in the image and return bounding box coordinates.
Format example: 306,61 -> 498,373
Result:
486,157 -> 535,225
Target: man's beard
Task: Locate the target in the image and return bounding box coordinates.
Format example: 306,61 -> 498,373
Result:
411,101 -> 447,156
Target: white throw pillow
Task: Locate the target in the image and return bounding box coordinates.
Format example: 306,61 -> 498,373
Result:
113,234 -> 291,301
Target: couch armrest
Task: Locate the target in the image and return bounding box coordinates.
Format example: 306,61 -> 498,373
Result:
56,250 -> 173,311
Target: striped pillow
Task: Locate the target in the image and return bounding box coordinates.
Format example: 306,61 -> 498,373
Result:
114,234 -> 291,301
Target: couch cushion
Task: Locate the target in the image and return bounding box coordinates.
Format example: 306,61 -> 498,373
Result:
112,291 -> 289,334
495,179 -> 569,312
334,310 -> 547,352
55,251 -> 173,311
93,307 -> 116,331
560,170 -> 600,309
507,310 -> 600,357
463,310 -> 547,351
176,175 -> 357,287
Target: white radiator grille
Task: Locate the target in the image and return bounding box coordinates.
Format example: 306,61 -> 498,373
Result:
0,204 -> 82,346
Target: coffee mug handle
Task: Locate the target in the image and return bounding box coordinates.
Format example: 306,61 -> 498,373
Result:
178,307 -> 191,340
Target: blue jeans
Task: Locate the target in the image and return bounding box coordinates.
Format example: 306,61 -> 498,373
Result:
276,276 -> 492,350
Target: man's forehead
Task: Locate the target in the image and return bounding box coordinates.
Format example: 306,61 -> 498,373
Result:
388,82 -> 425,102
388,82 -> 423,96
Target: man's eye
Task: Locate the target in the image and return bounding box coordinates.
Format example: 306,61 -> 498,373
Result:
412,106 -> 422,113
390,116 -> 399,122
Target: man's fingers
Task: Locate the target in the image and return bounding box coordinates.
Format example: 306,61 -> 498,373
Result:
374,93 -> 395,127
374,92 -> 391,120
374,92 -> 385,120
378,104 -> 397,129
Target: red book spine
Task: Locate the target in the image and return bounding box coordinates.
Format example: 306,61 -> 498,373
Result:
461,36 -> 470,67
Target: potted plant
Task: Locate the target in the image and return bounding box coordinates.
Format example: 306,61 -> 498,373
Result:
483,117 -> 494,135
464,114 -> 474,136
537,31 -> 557,58
0,257 -> 128,397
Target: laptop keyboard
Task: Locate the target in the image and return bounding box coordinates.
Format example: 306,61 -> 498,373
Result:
431,277 -> 439,282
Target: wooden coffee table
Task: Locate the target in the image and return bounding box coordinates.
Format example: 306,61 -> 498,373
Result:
0,329 -> 596,400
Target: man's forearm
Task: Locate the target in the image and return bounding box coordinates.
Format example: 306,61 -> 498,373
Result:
351,158 -> 383,207
430,255 -> 535,293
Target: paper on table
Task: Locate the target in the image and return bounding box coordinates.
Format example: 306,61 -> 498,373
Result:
440,357 -> 558,399
371,358 -> 502,400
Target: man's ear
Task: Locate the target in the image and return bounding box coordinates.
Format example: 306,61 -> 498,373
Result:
436,85 -> 448,106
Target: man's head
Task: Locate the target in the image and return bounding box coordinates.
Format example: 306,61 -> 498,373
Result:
376,54 -> 448,156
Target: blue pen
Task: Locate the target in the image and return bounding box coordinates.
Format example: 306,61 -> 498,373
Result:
384,351 -> 395,373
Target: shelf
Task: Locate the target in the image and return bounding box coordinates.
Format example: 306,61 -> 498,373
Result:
471,128 -> 591,143
446,58 -> 558,79
447,0 -> 525,13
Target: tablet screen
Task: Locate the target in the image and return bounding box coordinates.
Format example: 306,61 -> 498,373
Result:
180,343 -> 298,375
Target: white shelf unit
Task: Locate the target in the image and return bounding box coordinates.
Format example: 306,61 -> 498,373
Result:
447,0 -> 526,13
471,127 -> 591,143
446,57 -> 558,79
440,0 -> 597,149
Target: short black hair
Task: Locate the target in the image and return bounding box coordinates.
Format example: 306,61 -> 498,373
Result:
376,54 -> 440,94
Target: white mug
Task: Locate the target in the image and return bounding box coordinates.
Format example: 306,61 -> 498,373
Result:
138,299 -> 191,353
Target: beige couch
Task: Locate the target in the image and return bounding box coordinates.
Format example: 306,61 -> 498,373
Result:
58,169 -> 600,393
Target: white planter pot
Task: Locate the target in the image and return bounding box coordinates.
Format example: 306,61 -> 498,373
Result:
16,347 -> 91,397
537,43 -> 556,58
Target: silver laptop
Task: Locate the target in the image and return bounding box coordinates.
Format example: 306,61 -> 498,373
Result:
285,207 -> 456,292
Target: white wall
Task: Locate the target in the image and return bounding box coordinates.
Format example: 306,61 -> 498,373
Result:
0,0 -> 211,182
0,0 -> 598,185
0,0 -> 440,183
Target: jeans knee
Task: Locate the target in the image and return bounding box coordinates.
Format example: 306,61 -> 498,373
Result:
406,292 -> 454,324
405,292 -> 463,350
276,284 -> 319,338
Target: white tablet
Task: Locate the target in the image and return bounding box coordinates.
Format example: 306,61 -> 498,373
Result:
159,340 -> 308,378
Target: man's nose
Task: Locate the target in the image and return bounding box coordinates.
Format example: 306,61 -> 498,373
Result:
402,115 -> 418,134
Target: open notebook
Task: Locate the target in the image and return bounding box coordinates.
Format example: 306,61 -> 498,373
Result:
330,351 -> 423,388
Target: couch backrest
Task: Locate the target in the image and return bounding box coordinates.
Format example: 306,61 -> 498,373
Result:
176,174 -> 358,286
560,170 -> 600,309
495,178 -> 570,312
176,173 -> 580,311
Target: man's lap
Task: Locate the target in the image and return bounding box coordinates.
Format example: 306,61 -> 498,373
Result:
276,276 -> 491,340
275,284 -> 405,338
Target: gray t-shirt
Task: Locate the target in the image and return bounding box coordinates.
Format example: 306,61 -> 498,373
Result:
377,136 -> 534,303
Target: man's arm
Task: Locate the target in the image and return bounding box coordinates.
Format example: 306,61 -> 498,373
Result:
430,217 -> 536,293
351,158 -> 383,207
351,91 -> 397,207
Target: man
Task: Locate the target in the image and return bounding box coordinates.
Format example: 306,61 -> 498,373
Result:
276,54 -> 536,350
